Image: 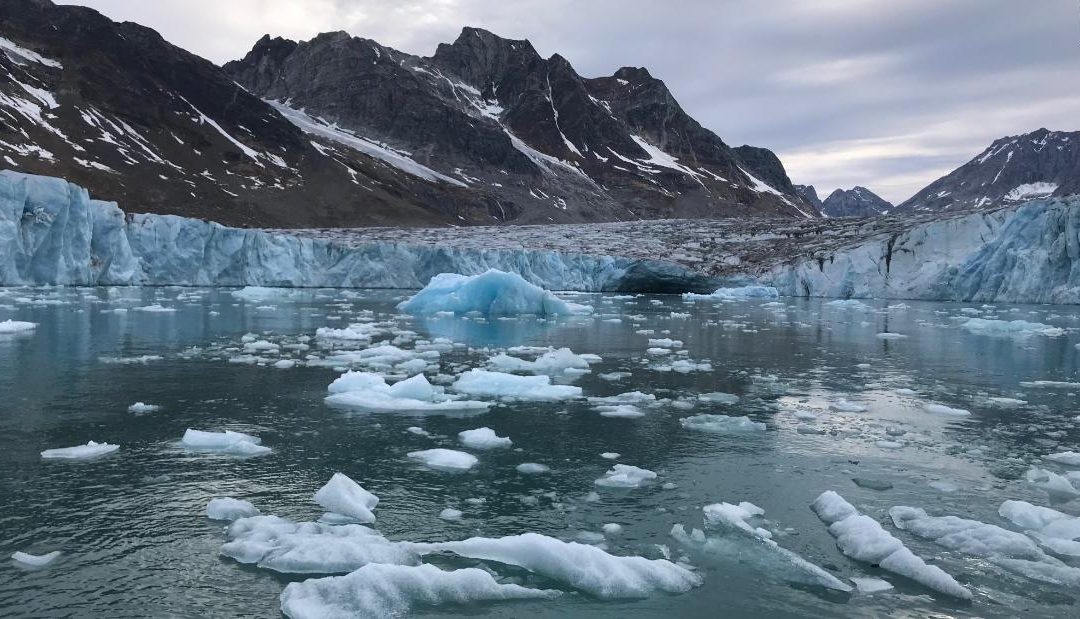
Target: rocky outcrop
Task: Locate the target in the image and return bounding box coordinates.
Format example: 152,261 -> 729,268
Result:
821,186 -> 891,218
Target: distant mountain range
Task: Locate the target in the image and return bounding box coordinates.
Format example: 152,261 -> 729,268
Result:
0,0 -> 818,227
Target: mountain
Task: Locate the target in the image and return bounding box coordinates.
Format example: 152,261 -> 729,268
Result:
820,186 -> 891,218
898,128 -> 1080,213
0,2 -> 817,227
0,0 -> 504,227
224,27 -> 820,221
793,184 -> 823,212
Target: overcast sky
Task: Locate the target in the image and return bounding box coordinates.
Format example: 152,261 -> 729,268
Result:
58,0 -> 1080,203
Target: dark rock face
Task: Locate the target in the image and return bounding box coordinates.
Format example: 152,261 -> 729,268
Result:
226,26 -> 821,222
821,186 -> 891,218
897,128 -> 1080,213
1,1 -> 817,226
793,185 -> 823,211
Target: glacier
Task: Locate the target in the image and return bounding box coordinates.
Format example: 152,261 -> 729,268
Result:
3,169 -> 1080,303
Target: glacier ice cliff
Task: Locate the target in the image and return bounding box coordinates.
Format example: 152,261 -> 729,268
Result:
0,171 -> 710,292
3,169 -> 1080,304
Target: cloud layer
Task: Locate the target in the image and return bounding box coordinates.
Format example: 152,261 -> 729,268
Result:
57,0 -> 1080,203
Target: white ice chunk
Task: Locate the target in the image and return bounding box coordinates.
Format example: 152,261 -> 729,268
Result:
326,372 -> 490,413
680,414 -> 765,433
1044,451 -> 1080,467
811,491 -> 970,599
407,449 -> 478,472
0,319 -> 37,333
408,532 -> 701,599
314,473 -> 379,524
398,270 -> 590,316
11,550 -> 61,568
850,577 -> 893,593
438,508 -> 463,521
207,497 -> 261,521
458,427 -> 512,450
923,403 -> 971,417
516,462 -> 550,474
127,402 -> 160,414
960,318 -> 1064,338
181,429 -> 271,457
40,441 -> 119,460
683,286 -> 779,300
595,464 -> 657,488
1025,467 -> 1080,500
221,515 -> 418,574
488,347 -> 593,375
279,563 -> 558,619
452,369 -> 581,401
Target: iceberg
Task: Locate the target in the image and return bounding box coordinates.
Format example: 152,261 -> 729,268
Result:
127,402 -> 160,414
0,319 -> 36,333
451,369 -> 582,401
1025,467 -> 1080,500
671,501 -> 852,592
397,270 -> 590,316
407,448 -> 478,472
40,440 -> 119,460
458,427 -> 512,450
325,372 -> 490,413
890,505 -> 1080,587
487,347 -> 595,375
999,500 -> 1080,557
594,464 -> 657,488
960,318 -> 1065,338
279,563 -> 559,619
811,491 -> 970,599
682,285 -> 779,300
407,532 -> 701,599
680,414 -> 765,433
180,429 -> 271,457
207,497 -> 261,521
314,473 -> 379,524
221,515 -> 418,574
1044,451 -> 1080,467
11,550 -> 61,568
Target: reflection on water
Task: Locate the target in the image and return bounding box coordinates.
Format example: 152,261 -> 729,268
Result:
1,286 -> 1079,617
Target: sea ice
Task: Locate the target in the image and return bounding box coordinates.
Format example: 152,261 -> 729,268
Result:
11,550 -> 61,568
181,429 -> 271,457
1025,467 -> 1080,500
325,372 -> 490,413
0,319 -> 36,333
923,403 -> 971,417
595,464 -> 657,488
408,532 -> 701,599
452,369 -> 581,401
314,473 -> 379,524
279,563 -> 559,619
458,427 -> 512,449
850,577 -> 893,593
698,392 -> 739,405
999,500 -> 1080,557
407,449 -> 478,472
830,399 -> 867,413
960,318 -> 1064,338
207,497 -> 261,521
40,441 -> 119,460
397,270 -> 590,316
680,414 -> 765,433
488,347 -> 594,375
127,402 -> 160,414
683,286 -> 779,300
221,515 -> 418,574
811,491 -> 970,599
516,462 -> 550,474
438,508 -> 463,521
1044,451 -> 1080,467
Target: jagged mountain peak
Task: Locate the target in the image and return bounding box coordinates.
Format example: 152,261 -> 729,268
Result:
821,186 -> 891,218
898,127 -> 1079,213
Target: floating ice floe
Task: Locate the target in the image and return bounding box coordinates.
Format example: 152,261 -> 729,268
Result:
516,462 -> 550,474
652,359 -> 713,373
1044,451 -> 1080,467
452,369 -> 581,401
438,508 -> 463,521
923,403 -> 971,417
326,372 -> 490,413
407,532 -> 701,599
811,491 -> 970,599
960,318 -> 1064,338
1025,467 -> 1080,500
315,322 -> 387,342
279,562 -> 559,619
698,392 -> 739,405
488,347 -> 597,376
595,464 -> 657,488
207,497 -> 261,521
40,441 -> 119,460
825,299 -> 870,310
133,304 -> 176,313
0,319 -> 36,333
314,473 -> 380,524
680,414 -> 765,433
397,270 -> 590,316
98,354 -> 163,364
231,286 -> 301,302
671,501 -> 852,592
181,429 -> 271,457
875,332 -> 907,340
595,404 -> 645,418
683,286 -> 779,300
999,500 -> 1080,557
1019,380 -> 1080,389
11,550 -> 61,568
407,449 -> 478,472
221,515 -> 418,574
127,402 -> 160,414
830,399 -> 867,413
850,577 -> 893,593
458,427 -> 512,449
890,505 -> 1080,587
